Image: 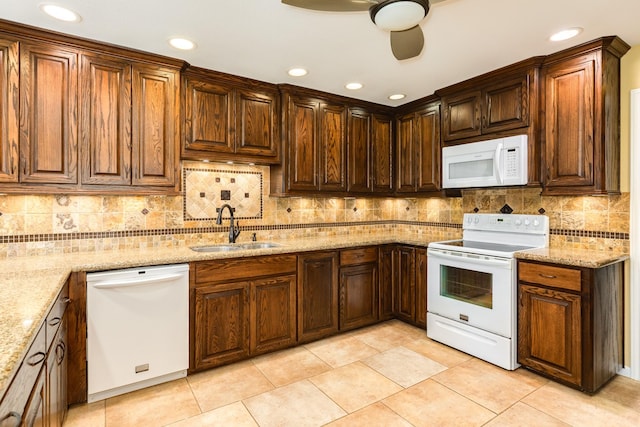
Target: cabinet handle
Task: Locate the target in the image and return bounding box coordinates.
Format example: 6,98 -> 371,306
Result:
26,351 -> 45,366
539,273 -> 557,279
56,341 -> 66,364
2,411 -> 22,426
48,316 -> 61,327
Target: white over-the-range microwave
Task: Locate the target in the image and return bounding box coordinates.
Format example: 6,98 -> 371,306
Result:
442,135 -> 528,189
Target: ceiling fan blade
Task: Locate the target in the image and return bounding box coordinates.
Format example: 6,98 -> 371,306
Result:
390,25 -> 424,60
281,0 -> 375,12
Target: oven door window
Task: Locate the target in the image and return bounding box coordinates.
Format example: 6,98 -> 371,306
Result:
440,265 -> 492,309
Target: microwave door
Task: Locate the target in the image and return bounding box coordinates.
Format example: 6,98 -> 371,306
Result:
444,149 -> 498,188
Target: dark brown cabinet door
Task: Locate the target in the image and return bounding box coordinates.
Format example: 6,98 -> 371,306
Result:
483,76 -> 529,133
23,367 -> 46,427
297,251 -> 339,343
193,282 -> 250,370
518,284 -> 582,387
442,90 -> 481,142
543,53 -> 595,190
20,42 -> 78,184
251,274 -> 297,355
371,114 -> 393,193
319,103 -> 347,192
183,77 -> 234,154
79,53 -> 132,185
287,96 -> 319,191
0,37 -> 18,183
416,103 -> 441,192
131,63 -> 178,187
339,263 -> 378,331
235,88 -> 279,158
395,112 -> 416,192
347,108 -> 371,193
394,246 -> 416,323
47,317 -> 67,427
378,245 -> 394,321
415,248 -> 428,328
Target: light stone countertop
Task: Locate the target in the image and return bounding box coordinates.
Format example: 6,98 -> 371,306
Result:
0,231 -> 628,397
514,246 -> 629,268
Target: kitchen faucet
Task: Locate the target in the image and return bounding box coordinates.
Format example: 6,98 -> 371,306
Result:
216,204 -> 241,243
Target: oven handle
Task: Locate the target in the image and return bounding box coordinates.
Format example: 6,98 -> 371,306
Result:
427,249 -> 512,268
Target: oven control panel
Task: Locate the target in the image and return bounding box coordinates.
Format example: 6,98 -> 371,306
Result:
463,214 -> 549,234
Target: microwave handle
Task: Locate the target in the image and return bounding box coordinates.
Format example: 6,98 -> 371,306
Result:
494,142 -> 503,184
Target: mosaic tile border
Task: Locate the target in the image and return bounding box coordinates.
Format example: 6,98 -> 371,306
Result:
182,167 -> 264,221
0,223 -> 629,244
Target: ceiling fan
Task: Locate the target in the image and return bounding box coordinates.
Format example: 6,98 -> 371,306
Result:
282,0 -> 446,60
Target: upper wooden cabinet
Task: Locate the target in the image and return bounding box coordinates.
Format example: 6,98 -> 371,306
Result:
181,68 -> 280,164
439,61 -> 539,143
541,37 -> 630,196
347,108 -> 394,194
20,41 -> 79,185
0,37 -> 19,183
395,98 -> 442,194
0,21 -> 184,194
80,54 -> 180,191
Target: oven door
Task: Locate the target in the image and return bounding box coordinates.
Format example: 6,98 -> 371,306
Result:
427,248 -> 515,337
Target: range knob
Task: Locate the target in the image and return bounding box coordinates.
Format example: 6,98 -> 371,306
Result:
474,216 -> 480,224
515,219 -> 522,226
524,219 -> 531,226
533,219 -> 540,227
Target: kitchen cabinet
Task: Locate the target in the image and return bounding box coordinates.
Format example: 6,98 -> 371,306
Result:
297,251 -> 339,343
80,53 -> 180,190
271,86 -> 346,194
0,22 -> 183,194
190,255 -> 297,371
181,68 -> 280,164
395,98 -> 441,194
347,108 -> 394,194
517,259 -> 623,392
339,247 -> 379,331
0,282 -> 68,426
541,36 -> 630,195
20,41 -> 78,185
439,61 -> 539,143
378,245 -> 428,327
0,37 -> 19,183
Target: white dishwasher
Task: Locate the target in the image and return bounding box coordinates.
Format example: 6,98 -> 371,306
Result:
87,263 -> 189,403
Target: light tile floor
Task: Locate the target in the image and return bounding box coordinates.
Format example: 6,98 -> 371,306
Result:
64,320 -> 640,426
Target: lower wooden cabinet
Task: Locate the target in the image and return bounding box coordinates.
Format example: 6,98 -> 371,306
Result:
339,247 -> 379,331
190,255 -> 297,372
378,245 -> 428,328
297,251 -> 339,343
517,260 -> 623,392
0,283 -> 69,427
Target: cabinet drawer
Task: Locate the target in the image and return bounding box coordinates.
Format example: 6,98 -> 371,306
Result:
0,324 -> 46,422
46,283 -> 69,350
192,255 -> 297,285
519,262 -> 581,292
340,247 -> 378,266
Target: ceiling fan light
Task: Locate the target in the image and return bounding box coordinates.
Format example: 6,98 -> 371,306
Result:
371,0 -> 429,32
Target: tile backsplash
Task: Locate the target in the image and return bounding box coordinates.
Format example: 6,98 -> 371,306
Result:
0,161 -> 630,257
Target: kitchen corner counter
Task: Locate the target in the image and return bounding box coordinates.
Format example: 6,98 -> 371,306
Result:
0,231 -> 455,396
515,246 -> 629,268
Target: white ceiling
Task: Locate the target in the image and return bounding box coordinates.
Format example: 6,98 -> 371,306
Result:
1,0 -> 639,106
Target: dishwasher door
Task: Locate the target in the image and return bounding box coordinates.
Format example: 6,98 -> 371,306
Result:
87,263 -> 189,402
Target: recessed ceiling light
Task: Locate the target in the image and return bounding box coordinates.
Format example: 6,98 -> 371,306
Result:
39,3 -> 82,22
345,82 -> 363,90
288,67 -> 308,77
389,94 -> 406,100
169,38 -> 196,50
550,27 -> 583,42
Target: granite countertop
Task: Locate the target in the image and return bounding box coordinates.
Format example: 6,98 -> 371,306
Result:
0,232 -> 629,397
514,247 -> 629,268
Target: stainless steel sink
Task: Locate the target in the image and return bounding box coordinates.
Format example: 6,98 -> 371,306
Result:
190,244 -> 241,252
190,242 -> 282,252
236,242 -> 282,250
